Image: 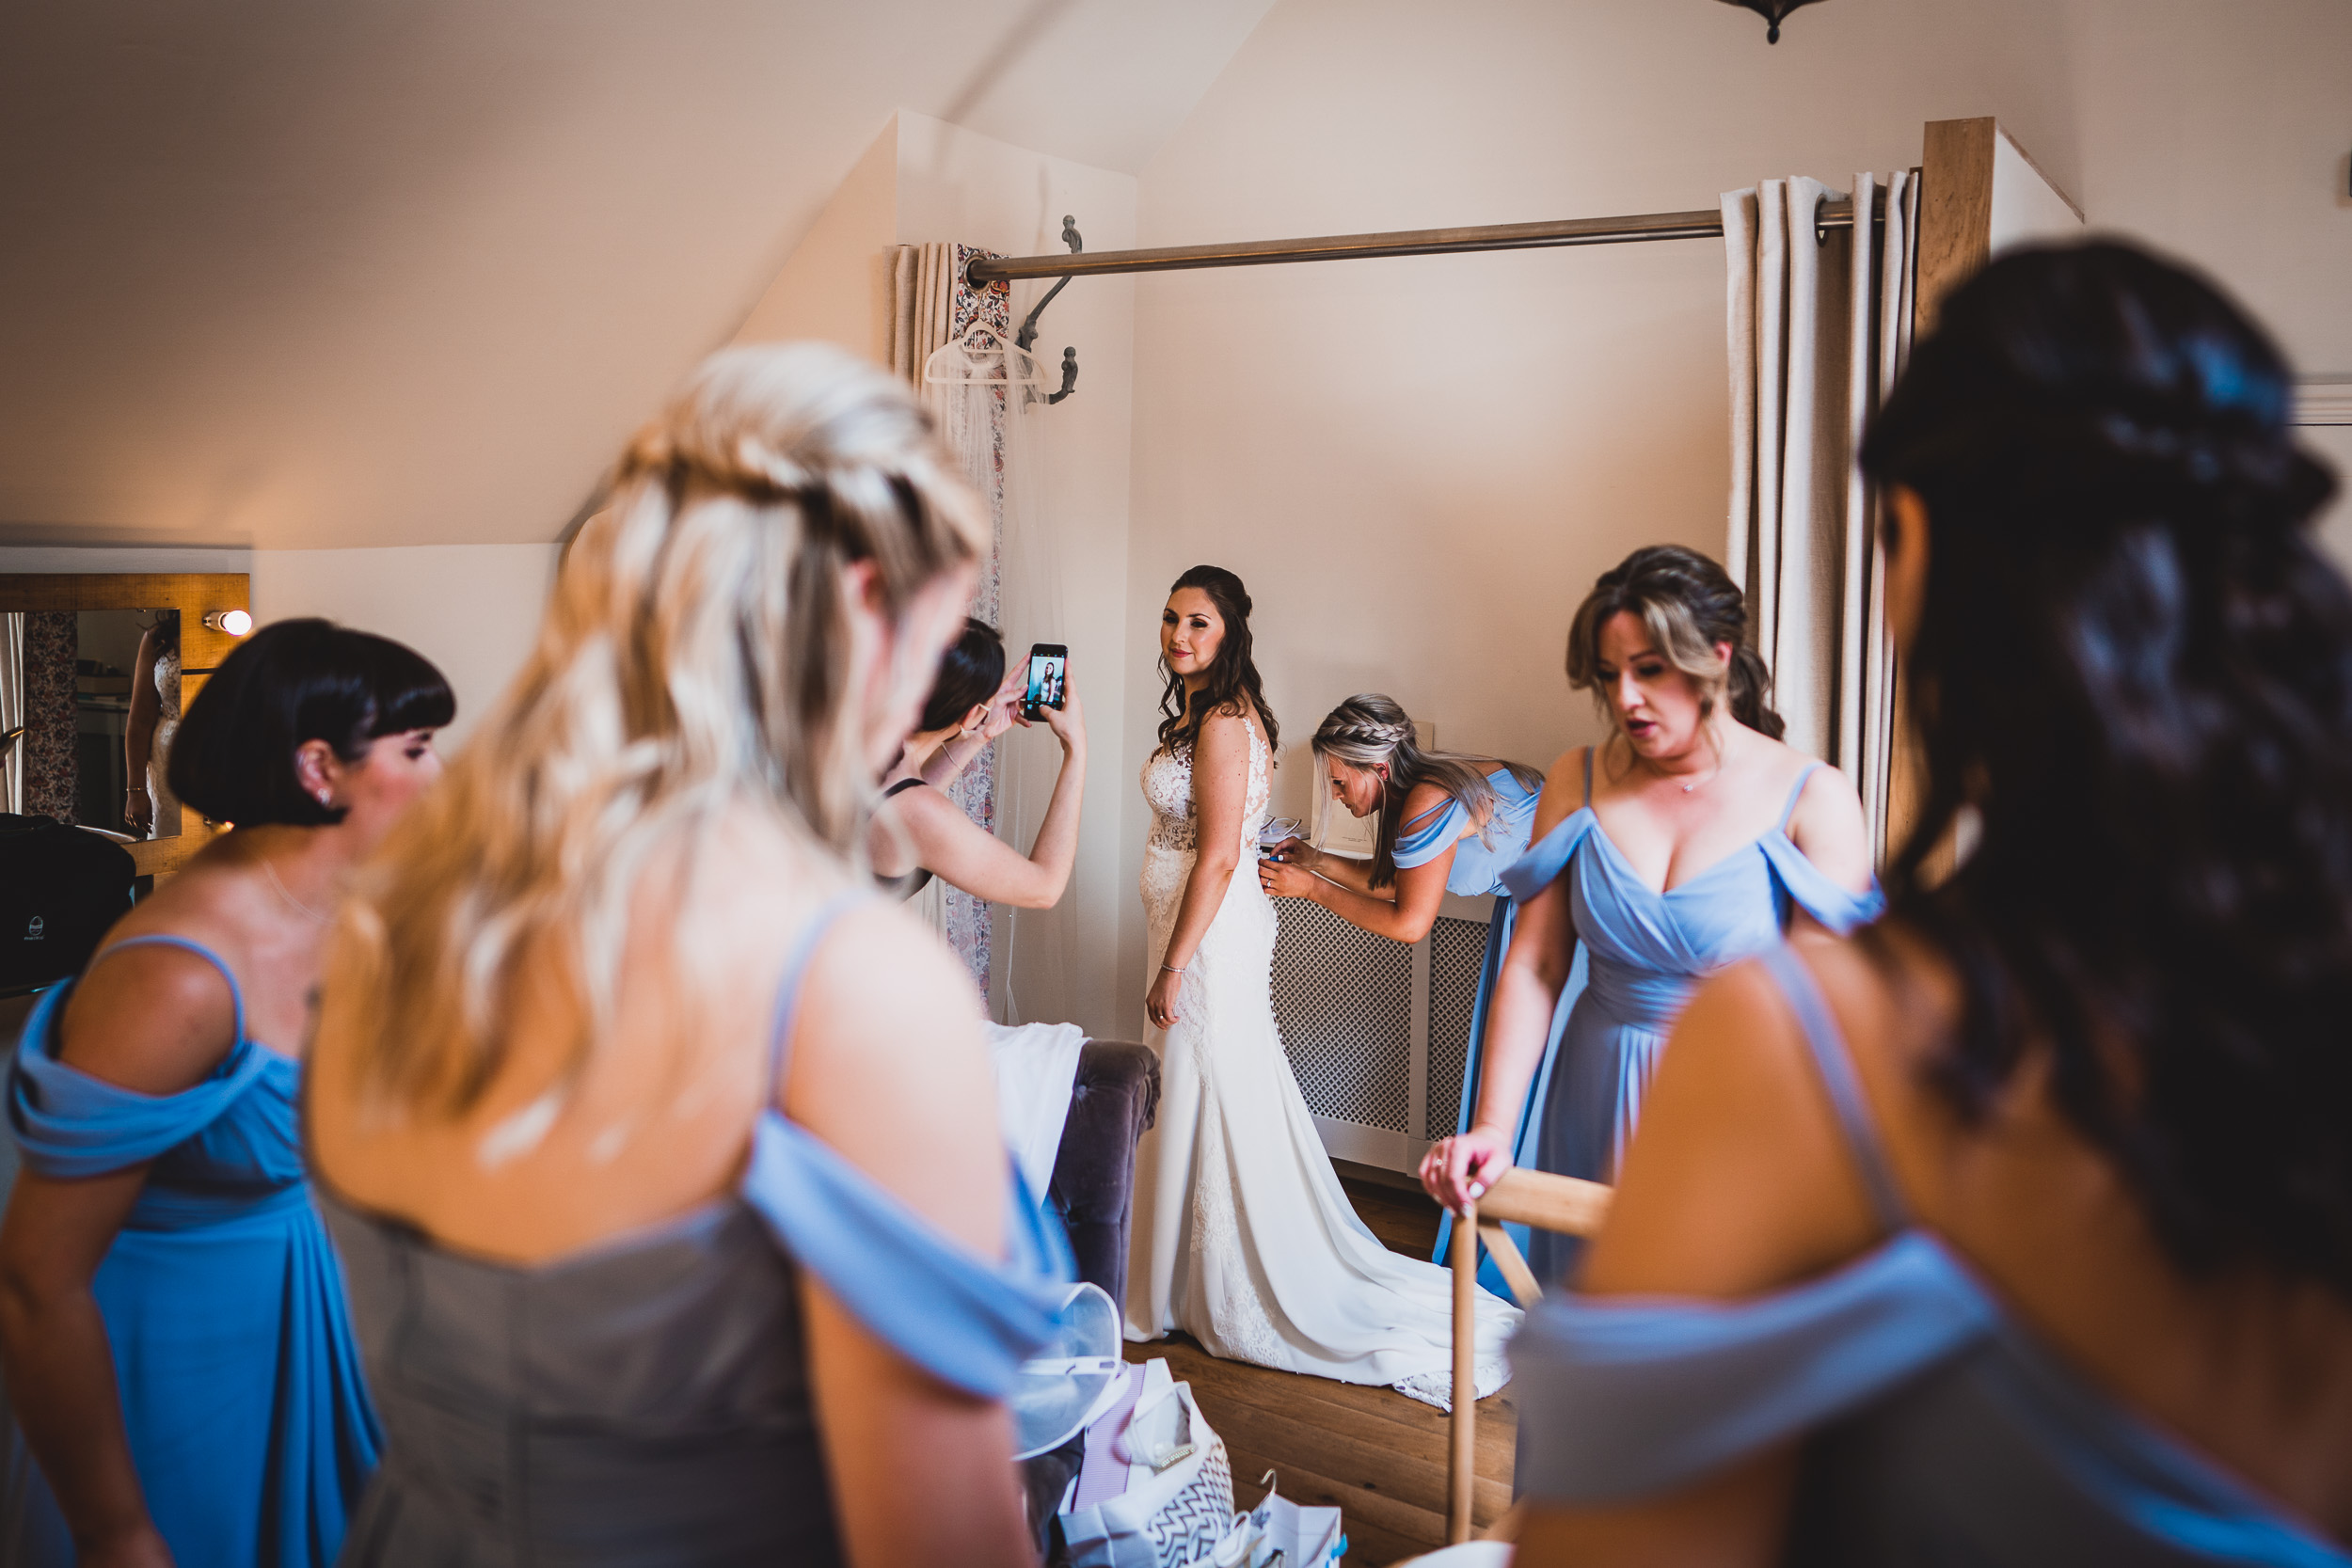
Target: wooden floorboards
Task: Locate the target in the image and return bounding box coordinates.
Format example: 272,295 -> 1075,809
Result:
1121,1172 -> 1516,1566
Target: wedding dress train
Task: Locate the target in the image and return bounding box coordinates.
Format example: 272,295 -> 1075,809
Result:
1125,714 -> 1518,1408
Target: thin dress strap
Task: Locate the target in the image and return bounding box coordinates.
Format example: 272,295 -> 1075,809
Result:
882,778 -> 925,800
87,934 -> 249,1044
1777,762 -> 1822,833
1755,943 -> 1907,1230
1582,744 -> 1596,806
764,891 -> 870,1102
1398,795 -> 1452,834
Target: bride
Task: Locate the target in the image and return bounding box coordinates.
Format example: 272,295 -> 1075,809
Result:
1127,564 -> 1518,1406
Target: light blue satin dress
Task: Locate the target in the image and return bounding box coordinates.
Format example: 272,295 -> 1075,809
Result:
3,936 -> 381,1568
1500,750 -> 1883,1282
1513,942 -> 2352,1565
1396,769 -> 1549,1295
319,895 -> 1074,1565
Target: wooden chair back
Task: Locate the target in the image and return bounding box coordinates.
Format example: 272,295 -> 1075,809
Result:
1448,1168 -> 1613,1543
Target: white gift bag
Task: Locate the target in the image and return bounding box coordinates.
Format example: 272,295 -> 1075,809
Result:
1210,1476 -> 1345,1568
1060,1359 -> 1236,1568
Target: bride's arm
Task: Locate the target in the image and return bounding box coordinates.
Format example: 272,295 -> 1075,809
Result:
1144,710 -> 1253,1030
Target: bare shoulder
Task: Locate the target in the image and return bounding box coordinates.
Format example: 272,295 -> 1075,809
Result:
1401,778 -> 1455,826
781,896 -> 1001,1254
881,780 -> 962,832
1194,704 -> 1255,748
1530,745 -> 1591,837
55,935 -> 241,1094
1579,941 -> 1889,1300
1770,743 -> 1872,892
1190,706 -> 1256,775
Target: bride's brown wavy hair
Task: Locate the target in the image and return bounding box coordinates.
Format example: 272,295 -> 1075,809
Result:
334,343 -> 987,1116
1156,564 -> 1279,756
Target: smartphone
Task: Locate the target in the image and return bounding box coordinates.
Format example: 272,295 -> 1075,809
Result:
1023,643 -> 1069,720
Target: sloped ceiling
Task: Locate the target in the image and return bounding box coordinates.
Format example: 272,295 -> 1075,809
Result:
0,0 -> 1274,549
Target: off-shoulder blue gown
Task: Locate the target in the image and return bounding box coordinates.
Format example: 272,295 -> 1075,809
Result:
1499,751 -> 1883,1282
319,895 -> 1076,1565
1393,768 -> 1551,1296
3,936 -> 380,1568
1512,942 -> 2352,1565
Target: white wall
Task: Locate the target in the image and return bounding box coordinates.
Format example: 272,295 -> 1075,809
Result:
733,119 -> 901,362
0,542 -> 555,751
1991,127 -> 2086,251
1117,0 -> 2352,1029
250,545 -> 559,748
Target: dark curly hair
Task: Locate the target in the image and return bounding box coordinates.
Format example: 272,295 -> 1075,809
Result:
1565,544 -> 1784,740
1860,240 -> 2350,1293
1155,564 -> 1279,756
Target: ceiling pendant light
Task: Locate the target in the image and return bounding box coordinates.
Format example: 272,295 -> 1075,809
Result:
1718,0 -> 1828,44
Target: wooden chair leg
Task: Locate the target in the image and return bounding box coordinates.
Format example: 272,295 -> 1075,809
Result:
1449,1197 -> 1478,1544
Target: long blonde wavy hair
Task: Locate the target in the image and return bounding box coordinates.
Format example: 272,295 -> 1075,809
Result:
336,343 -> 987,1117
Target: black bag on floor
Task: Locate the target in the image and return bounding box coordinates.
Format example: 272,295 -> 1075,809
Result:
0,815 -> 136,993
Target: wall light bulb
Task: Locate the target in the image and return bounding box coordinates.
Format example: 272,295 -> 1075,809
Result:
203,609 -> 253,636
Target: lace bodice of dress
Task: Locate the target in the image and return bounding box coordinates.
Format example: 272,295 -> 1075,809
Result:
155,644 -> 181,723
1141,713 -> 1271,859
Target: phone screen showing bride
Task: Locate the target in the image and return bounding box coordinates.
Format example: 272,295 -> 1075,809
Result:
1024,644 -> 1067,719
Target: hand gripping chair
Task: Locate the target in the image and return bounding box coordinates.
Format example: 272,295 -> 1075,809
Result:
1448,1169 -> 1614,1544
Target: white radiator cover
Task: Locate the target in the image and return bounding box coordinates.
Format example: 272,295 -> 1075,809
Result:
1270,892 -> 1494,1173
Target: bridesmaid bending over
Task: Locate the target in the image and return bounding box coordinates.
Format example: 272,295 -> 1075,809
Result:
307,343 -> 1051,1568
1511,241 -> 2352,1566
1258,693 -> 1542,1288
1422,546 -> 1879,1284
1,620 -> 451,1568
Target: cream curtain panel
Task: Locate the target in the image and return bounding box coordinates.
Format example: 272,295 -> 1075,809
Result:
1724,172 -> 1918,852
887,242 -> 1009,999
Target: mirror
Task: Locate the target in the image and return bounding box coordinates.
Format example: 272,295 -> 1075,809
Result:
0,573 -> 250,881
62,609 -> 183,840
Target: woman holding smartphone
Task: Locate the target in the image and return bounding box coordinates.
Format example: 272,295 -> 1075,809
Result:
1258,693 -> 1545,1290
869,619 -> 1087,912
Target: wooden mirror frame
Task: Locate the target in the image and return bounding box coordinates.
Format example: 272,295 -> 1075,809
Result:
0,572 -> 251,881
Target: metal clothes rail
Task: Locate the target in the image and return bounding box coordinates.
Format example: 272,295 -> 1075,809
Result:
965,198 -> 1867,286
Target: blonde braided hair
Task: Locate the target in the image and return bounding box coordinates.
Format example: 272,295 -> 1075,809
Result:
334,343 -> 987,1116
1311,693 -> 1542,889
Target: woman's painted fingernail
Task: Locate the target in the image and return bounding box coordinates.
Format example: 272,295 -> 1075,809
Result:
1468,1181 -> 1486,1198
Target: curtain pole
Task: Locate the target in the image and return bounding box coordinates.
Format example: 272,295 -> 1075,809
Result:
966,197 -> 1876,285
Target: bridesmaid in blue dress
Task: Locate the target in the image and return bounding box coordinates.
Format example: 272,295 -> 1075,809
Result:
0,619 -> 452,1568
305,344 -> 1060,1567
1510,243 -> 2352,1562
1257,693 -> 1545,1291
1421,545 -> 1879,1285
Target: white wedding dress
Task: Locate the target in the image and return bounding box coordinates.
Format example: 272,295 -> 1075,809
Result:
1126,713 -> 1518,1408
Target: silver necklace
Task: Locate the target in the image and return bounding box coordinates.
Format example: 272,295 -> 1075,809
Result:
261,858 -> 329,925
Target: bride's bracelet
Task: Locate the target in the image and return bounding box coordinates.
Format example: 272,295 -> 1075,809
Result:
1160,962 -> 1186,974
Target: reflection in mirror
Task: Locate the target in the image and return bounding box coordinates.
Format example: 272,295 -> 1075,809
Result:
3,609 -> 181,841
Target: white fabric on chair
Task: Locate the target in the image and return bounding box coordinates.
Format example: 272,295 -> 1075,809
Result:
986,1019 -> 1088,1202
1723,172 -> 1918,850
